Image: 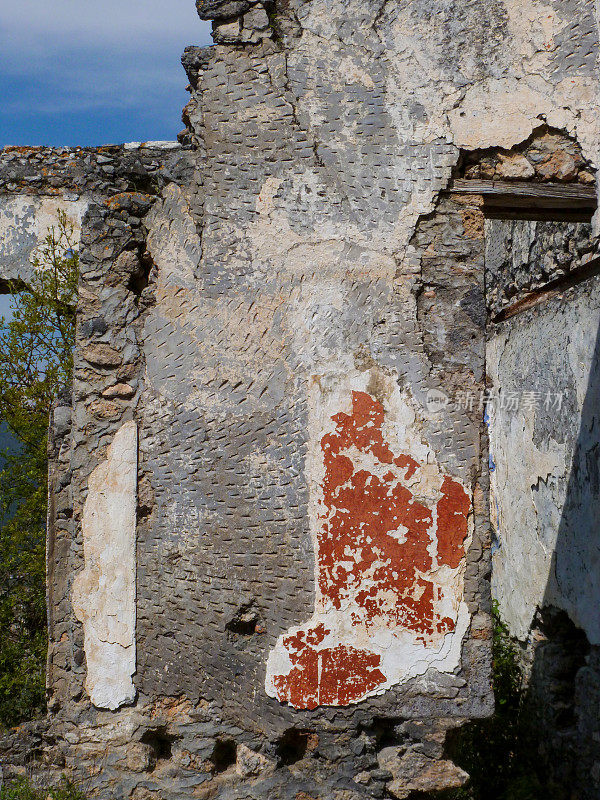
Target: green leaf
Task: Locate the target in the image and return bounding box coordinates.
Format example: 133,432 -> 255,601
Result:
0,211 -> 77,729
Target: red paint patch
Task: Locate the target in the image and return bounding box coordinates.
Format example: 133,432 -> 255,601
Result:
272,390 -> 471,709
437,476 -> 471,569
273,628 -> 386,709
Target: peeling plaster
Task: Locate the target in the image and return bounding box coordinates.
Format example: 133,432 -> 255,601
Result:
135,0 -> 598,720
278,0 -> 600,271
72,421 -> 138,710
488,281 -> 600,645
0,196 -> 87,284
448,80 -> 550,150
487,337 -> 566,641
265,369 -> 472,709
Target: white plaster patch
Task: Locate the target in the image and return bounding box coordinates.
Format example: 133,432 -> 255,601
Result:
72,421 -> 138,710
448,79 -> 550,150
487,344 -> 566,641
488,296 -> 600,646
503,0 -> 561,72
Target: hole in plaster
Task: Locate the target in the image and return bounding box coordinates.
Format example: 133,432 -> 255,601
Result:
141,728 -> 174,762
225,600 -> 260,636
276,728 -> 312,765
371,718 -> 400,749
212,738 -> 237,773
128,251 -> 154,297
454,124 -> 596,188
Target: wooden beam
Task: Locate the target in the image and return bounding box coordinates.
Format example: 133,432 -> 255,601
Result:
493,255 -> 600,323
447,179 -> 597,220
449,178 -> 596,204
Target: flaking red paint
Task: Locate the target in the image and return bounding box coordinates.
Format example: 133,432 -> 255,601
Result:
266,370 -> 472,709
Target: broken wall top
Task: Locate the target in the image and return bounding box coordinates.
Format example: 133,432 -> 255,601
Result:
0,142 -> 194,285
0,142 -> 193,199
4,0 -> 600,796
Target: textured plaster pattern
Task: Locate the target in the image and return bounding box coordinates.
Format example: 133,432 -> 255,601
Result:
137,47 -> 490,724
289,0 -> 600,164
72,421 -> 138,710
133,0 -> 600,725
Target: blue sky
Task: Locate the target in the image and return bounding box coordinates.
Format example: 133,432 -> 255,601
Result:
0,1 -> 212,147
0,295 -> 13,321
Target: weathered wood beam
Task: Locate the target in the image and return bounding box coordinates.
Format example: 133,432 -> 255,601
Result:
493,255 -> 600,323
447,179 -> 597,221
449,178 -> 597,204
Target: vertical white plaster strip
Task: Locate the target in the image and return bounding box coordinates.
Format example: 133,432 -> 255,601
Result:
72,421 -> 138,710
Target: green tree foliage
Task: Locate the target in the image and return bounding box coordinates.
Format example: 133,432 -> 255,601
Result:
0,212 -> 77,728
447,602 -> 545,800
0,777 -> 86,800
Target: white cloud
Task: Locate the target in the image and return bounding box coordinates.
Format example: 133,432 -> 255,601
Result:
1,0 -> 211,52
0,0 -> 212,112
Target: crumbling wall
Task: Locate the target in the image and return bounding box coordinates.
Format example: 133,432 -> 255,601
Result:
0,140 -> 195,717
1,0 -> 600,798
45,0 -> 600,795
9,166 -> 488,800
476,116 -> 600,795
137,174 -> 491,710
0,143 -> 189,285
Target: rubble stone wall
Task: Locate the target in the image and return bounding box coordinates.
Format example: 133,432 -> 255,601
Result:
0,143 -> 191,284
40,176 -> 490,800
1,0 -> 599,797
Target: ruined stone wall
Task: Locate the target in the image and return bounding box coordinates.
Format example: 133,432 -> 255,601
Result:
485,217 -> 599,317
1,0 -> 600,798
40,166 -> 490,799
487,224 -> 600,797
0,143 -> 189,284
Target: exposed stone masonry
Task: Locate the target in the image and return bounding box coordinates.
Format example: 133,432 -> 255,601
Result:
0,143 -> 191,199
451,129 -> 600,318
458,127 -> 596,185
0,143 -> 194,286
1,0 -> 600,797
485,218 -> 599,317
